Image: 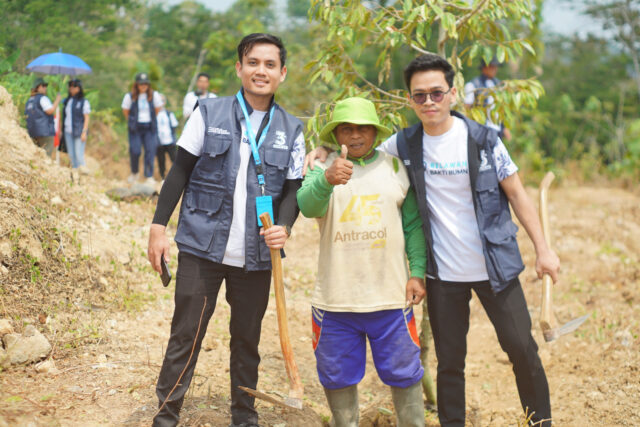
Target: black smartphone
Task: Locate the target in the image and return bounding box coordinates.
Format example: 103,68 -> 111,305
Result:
160,255 -> 172,287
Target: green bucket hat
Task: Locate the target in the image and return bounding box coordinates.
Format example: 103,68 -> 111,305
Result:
319,97 -> 392,147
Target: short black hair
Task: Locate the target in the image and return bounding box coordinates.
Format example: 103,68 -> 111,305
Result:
197,72 -> 210,80
404,54 -> 455,91
237,33 -> 287,68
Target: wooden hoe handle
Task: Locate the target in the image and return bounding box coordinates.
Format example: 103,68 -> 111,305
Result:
539,172 -> 555,331
260,213 -> 304,400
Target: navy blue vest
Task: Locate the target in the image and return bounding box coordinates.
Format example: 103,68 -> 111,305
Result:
470,75 -> 505,137
127,92 -> 157,133
396,111 -> 524,293
25,94 -> 54,138
174,95 -> 303,271
62,97 -> 86,138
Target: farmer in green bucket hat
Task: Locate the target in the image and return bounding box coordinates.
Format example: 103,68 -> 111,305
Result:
297,97 -> 427,427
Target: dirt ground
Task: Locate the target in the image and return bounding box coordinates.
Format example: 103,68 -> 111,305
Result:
1,84 -> 639,426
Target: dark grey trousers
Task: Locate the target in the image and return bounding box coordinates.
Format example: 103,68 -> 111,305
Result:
153,252 -> 271,427
426,278 -> 551,427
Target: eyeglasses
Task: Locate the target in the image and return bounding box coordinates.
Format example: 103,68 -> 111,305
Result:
410,88 -> 452,104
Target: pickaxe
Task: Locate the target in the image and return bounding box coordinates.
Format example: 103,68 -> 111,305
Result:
239,212 -> 304,410
539,171 -> 589,342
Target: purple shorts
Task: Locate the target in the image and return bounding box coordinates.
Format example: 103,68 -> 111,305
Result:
312,307 -> 424,389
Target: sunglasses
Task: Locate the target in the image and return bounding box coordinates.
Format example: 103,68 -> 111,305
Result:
410,88 -> 452,104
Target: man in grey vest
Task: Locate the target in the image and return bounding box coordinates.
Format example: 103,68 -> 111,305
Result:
305,54 -> 559,427
464,57 -> 512,141
147,33 -> 305,427
24,77 -> 61,157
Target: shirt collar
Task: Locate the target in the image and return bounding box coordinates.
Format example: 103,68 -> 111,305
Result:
239,88 -> 275,115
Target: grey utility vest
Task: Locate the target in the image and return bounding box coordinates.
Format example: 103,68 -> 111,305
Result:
62,97 -> 87,138
174,95 -> 303,271
127,93 -> 157,133
25,94 -> 54,138
396,111 -> 524,293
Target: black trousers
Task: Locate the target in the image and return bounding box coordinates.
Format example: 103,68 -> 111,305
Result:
153,252 -> 271,427
426,278 -> 551,427
156,143 -> 177,179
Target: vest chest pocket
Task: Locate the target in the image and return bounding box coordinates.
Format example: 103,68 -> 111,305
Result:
263,149 -> 290,192
200,135 -> 232,178
475,171 -> 501,216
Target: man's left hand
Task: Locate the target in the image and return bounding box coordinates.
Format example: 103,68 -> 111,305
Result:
405,277 -> 426,307
260,225 -> 289,249
535,248 -> 560,283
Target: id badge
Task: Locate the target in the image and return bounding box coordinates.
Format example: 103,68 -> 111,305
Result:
256,195 -> 274,227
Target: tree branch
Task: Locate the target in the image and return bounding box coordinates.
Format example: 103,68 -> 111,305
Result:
456,0 -> 491,30
344,55 -> 407,102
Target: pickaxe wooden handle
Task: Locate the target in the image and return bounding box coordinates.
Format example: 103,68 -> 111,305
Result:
539,172 -> 556,335
538,172 -> 589,342
260,213 -> 304,407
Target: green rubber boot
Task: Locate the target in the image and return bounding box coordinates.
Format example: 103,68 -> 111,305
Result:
391,381 -> 425,427
323,385 -> 359,427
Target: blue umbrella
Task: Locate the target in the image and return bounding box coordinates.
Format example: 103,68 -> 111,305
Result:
26,49 -> 92,76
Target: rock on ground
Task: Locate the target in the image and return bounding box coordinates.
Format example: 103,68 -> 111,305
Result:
2,325 -> 51,365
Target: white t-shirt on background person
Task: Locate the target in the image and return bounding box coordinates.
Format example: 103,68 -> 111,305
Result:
177,107 -> 306,268
157,109 -> 179,145
182,91 -> 217,119
378,116 -> 518,282
63,98 -> 91,134
39,96 -> 53,112
121,91 -> 164,123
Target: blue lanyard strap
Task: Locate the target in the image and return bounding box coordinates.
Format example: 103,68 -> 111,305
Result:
236,91 -> 276,194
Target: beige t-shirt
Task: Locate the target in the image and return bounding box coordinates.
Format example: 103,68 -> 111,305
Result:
311,152 -> 411,312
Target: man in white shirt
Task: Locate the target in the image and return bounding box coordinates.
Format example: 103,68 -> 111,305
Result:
182,72 -> 217,119
305,54 -> 559,427
147,33 -> 305,427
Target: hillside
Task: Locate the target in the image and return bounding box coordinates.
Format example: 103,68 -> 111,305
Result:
0,84 -> 639,426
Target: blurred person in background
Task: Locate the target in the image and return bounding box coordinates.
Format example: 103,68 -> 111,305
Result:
122,72 -> 163,184
61,78 -> 91,182
182,72 -> 216,120
155,93 -> 179,182
25,77 -> 60,158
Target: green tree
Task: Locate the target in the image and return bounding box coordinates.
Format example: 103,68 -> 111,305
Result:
307,0 -> 544,143
584,0 -> 640,100
0,0 -> 134,110
142,1 -> 218,108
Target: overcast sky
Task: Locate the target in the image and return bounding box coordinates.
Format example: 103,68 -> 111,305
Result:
162,0 -> 601,37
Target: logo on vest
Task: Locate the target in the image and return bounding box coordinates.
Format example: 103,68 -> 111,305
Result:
207,127 -> 231,136
479,149 -> 491,172
273,131 -> 288,150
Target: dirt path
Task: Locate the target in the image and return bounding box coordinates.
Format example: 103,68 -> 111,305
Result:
1,85 -> 639,426
3,184 -> 639,426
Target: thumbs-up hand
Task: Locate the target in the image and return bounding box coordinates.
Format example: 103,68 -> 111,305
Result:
325,144 -> 354,185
